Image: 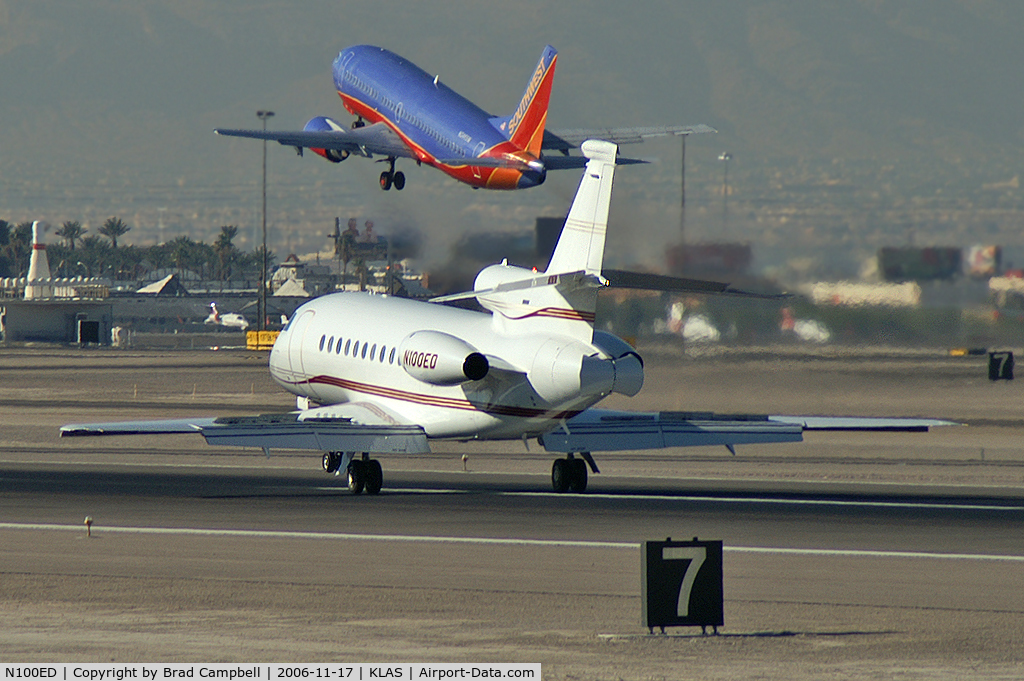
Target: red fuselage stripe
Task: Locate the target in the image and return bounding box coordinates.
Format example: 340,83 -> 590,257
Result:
297,374 -> 580,421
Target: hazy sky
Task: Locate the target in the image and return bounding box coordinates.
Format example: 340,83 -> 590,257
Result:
2,0 -> 1021,270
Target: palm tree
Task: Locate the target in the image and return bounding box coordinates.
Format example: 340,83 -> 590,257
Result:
214,225 -> 239,281
55,220 -> 87,251
78,235 -> 112,277
1,222 -> 35,277
98,217 -> 131,249
0,220 -> 12,277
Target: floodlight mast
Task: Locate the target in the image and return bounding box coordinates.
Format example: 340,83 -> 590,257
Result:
257,109 -> 275,332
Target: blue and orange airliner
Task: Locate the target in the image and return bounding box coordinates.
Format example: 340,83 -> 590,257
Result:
215,44 -> 714,191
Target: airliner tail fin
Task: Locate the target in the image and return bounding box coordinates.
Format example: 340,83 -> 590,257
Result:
490,45 -> 557,156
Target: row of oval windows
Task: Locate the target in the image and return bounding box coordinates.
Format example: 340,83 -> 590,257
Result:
319,333 -> 397,365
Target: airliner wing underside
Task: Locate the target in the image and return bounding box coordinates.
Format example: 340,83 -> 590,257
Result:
538,408 -> 958,453
214,122 -> 416,160
543,125 -> 717,152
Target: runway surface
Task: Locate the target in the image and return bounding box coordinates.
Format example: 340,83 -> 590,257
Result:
2,345 -> 1024,679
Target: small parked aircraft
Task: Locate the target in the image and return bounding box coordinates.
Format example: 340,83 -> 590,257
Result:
204,302 -> 249,330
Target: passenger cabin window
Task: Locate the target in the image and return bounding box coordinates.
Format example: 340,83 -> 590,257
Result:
361,342 -> 368,359
327,337 -> 334,353
336,338 -> 343,354
319,335 -> 326,352
379,345 -> 386,363
389,347 -> 396,364
353,340 -> 360,357
370,343 -> 377,360
345,339 -> 352,355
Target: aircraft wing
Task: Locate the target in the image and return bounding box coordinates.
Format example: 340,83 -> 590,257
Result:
543,124 -> 716,152
214,122 -> 416,160
61,408 -> 430,454
537,408 -> 958,453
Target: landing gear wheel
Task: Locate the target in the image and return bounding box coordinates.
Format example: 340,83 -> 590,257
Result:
347,459 -> 366,494
392,171 -> 406,191
379,171 -> 393,191
323,452 -> 341,473
364,459 -> 383,495
551,459 -> 570,493
352,119 -> 365,129
568,458 -> 588,493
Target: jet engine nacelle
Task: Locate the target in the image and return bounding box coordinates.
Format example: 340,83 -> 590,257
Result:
593,330 -> 644,397
304,116 -> 350,163
399,330 -> 489,386
528,335 -> 645,404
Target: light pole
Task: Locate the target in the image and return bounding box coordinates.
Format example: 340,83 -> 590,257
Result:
718,151 -> 732,235
257,109 -> 275,332
680,136 -> 686,243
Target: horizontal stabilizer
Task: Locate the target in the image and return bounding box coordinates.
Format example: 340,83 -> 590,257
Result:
541,155 -> 648,170
601,269 -> 786,298
430,270 -> 596,304
544,124 -> 716,152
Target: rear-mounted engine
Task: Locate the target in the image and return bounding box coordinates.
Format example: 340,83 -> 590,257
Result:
399,331 -> 489,386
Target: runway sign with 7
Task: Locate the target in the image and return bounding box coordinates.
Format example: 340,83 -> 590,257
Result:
641,538 -> 724,633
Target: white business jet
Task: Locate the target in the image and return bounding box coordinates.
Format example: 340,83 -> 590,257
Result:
61,141 -> 954,494
204,302 -> 250,330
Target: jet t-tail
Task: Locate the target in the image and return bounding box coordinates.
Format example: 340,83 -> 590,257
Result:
61,140 -> 956,494
215,45 -> 714,191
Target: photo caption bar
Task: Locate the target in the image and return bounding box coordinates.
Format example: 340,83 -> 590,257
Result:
1,665 -> 540,681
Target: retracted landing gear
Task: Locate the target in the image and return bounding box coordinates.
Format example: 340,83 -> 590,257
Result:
551,452 -> 594,493
323,451 -> 383,495
379,157 -> 405,191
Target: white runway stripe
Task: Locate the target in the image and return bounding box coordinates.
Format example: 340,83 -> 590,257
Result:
501,491 -> 1024,512
2,522 -> 1023,561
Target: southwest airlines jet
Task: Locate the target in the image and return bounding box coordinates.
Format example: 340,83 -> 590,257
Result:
215,44 -> 714,190
62,141 -> 954,494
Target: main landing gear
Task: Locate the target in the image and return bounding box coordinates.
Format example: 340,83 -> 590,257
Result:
379,157 -> 405,191
323,451 -> 383,495
551,452 -> 596,493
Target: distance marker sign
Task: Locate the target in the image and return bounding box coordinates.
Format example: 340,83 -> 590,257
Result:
641,538 -> 724,632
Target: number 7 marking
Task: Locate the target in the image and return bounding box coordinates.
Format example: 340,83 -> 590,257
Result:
663,546 -> 707,617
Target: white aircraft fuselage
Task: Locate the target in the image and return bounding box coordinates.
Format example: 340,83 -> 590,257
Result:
268,287 -> 642,441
